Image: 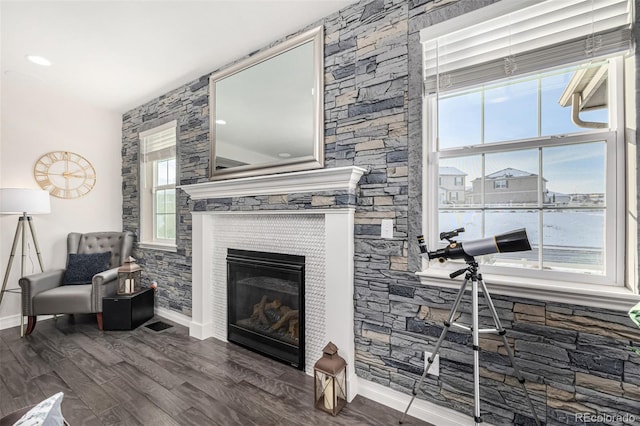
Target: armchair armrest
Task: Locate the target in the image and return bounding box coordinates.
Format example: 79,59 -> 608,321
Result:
19,270 -> 65,316
91,267 -> 119,312
92,267 -> 119,286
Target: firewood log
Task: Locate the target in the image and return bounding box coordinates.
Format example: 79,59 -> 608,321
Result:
271,309 -> 299,331
288,318 -> 299,339
251,296 -> 282,326
250,296 -> 268,323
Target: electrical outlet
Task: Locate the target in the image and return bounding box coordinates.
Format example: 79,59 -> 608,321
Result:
381,219 -> 394,239
425,351 -> 440,376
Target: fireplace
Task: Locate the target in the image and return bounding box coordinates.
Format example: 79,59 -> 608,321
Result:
183,166 -> 365,392
227,249 -> 305,369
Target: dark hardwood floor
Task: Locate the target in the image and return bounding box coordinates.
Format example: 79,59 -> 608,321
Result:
0,315 -> 432,426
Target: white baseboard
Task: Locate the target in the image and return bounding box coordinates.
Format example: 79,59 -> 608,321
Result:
0,313 -> 23,330
357,379 -> 475,426
153,308 -> 216,341
154,306 -> 192,328
0,314 -> 55,331
188,321 -> 208,340
0,307 -> 191,331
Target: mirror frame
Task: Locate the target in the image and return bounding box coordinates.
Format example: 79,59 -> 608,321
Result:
209,25 -> 324,181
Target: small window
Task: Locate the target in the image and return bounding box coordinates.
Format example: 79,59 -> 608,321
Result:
494,180 -> 508,189
454,176 -> 464,186
139,121 -> 177,248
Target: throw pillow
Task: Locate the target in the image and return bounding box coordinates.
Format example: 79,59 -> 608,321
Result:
13,392 -> 65,426
62,252 -> 111,285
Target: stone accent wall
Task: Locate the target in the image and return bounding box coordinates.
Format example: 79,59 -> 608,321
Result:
122,0 -> 640,424
122,79 -> 211,316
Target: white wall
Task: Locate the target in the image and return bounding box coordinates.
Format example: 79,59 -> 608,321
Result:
0,74 -> 123,325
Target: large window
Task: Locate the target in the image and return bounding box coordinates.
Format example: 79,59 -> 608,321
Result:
421,0 -> 634,288
139,121 -> 177,249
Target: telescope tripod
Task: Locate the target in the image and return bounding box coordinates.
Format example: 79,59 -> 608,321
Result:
399,261 -> 541,425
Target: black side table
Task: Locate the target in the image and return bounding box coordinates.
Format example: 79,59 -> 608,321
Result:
103,288 -> 154,330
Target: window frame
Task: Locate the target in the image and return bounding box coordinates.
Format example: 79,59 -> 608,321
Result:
151,158 -> 177,244
421,57 -> 632,299
423,57 -> 626,287
139,120 -> 178,252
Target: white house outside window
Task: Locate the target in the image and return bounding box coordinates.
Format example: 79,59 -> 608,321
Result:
139,121 -> 177,250
420,0 -> 636,297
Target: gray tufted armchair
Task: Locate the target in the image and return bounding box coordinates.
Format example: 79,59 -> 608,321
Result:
19,231 -> 134,335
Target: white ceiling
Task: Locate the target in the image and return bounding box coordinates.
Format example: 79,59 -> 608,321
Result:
0,0 -> 356,113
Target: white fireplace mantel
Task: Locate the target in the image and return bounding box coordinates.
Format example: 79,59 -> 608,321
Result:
179,165 -> 367,199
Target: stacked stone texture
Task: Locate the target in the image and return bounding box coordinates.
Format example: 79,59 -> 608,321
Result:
121,0 -> 640,424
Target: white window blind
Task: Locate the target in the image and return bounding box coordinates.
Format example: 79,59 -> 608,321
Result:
421,0 -> 633,94
141,121 -> 177,162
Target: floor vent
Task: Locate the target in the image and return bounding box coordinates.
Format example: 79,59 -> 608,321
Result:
145,321 -> 173,332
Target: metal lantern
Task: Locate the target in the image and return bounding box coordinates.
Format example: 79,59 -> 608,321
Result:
117,256 -> 141,295
314,342 -> 347,416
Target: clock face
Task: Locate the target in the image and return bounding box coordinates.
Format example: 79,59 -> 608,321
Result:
34,151 -> 97,199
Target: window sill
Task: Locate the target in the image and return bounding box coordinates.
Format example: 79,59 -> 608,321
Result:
137,242 -> 177,253
416,267 -> 640,312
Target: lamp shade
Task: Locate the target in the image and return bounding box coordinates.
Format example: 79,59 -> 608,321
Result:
0,188 -> 51,214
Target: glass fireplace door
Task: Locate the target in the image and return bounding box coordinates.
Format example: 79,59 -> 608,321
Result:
227,249 -> 305,369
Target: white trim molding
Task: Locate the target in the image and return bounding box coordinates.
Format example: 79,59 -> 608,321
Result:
179,165 -> 367,199
0,313 -> 24,331
0,314 -> 53,331
137,242 -> 178,252
154,306 -> 192,328
357,379 -> 475,426
417,269 -> 640,311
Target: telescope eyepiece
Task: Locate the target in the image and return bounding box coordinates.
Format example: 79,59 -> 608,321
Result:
416,235 -> 428,254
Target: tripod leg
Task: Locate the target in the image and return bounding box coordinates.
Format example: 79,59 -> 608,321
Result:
0,220 -> 23,306
26,217 -> 45,272
479,279 -> 541,426
399,278 -> 469,424
21,214 -> 27,278
472,277 -> 481,425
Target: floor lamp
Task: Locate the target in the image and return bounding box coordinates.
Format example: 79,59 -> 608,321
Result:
0,188 -> 51,335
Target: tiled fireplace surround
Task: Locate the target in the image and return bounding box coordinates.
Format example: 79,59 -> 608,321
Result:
181,166 -> 367,401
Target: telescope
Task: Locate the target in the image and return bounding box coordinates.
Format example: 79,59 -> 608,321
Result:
418,227 -> 531,263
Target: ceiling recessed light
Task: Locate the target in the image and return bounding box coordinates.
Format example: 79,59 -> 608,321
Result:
278,153 -> 291,158
26,55 -> 52,67
215,119 -> 227,125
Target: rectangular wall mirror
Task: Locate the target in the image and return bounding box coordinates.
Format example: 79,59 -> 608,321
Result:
209,26 -> 324,180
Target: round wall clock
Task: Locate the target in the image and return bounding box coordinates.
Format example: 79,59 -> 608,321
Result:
34,151 -> 97,199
